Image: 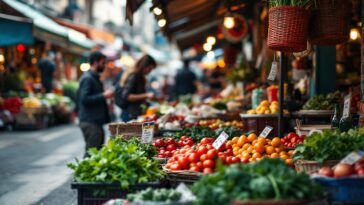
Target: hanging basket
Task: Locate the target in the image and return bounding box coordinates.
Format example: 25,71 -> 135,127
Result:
309,0 -> 350,45
267,6 -> 310,52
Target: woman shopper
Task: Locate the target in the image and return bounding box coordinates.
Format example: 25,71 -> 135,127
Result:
118,54 -> 157,121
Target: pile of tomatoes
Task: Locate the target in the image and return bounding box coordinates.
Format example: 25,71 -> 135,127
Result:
226,133 -> 294,166
153,136 -> 194,158
281,132 -> 305,149
164,137 -> 239,173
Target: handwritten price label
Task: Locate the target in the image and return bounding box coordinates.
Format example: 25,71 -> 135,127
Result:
259,126 -> 273,138
342,94 -> 351,119
213,131 -> 229,150
267,61 -> 278,81
340,151 -> 364,165
141,121 -> 155,144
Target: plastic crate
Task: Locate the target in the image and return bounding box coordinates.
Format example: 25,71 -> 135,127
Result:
71,181 -> 168,205
314,177 -> 364,204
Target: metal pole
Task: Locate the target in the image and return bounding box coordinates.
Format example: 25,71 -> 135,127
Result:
279,52 -> 287,137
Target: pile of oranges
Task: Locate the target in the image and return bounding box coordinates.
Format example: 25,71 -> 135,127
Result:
226,133 -> 294,166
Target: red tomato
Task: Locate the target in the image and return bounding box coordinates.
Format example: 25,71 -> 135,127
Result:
188,153 -> 199,163
200,154 -> 207,162
287,132 -> 297,139
241,157 -> 249,164
230,157 -> 239,164
219,154 -> 227,163
203,159 -> 215,168
224,149 -> 233,156
154,139 -> 165,147
189,162 -> 197,168
189,166 -> 200,172
170,163 -> 181,170
165,138 -> 176,146
196,162 -> 204,170
164,151 -> 171,157
178,156 -> 189,169
218,143 -> 226,152
197,146 -> 208,156
357,168 -> 364,176
166,144 -> 176,151
203,168 -> 214,173
206,149 -> 218,160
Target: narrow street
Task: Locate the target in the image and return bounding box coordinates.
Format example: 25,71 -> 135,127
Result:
0,125 -> 84,205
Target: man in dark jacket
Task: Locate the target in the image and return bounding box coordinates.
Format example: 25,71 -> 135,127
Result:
77,51 -> 114,157
175,59 -> 197,98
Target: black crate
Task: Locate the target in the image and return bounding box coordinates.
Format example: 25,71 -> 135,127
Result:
71,181 -> 168,205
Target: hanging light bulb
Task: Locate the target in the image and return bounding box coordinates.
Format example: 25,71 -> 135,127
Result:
350,28 -> 360,41
203,43 -> 212,52
153,7 -> 162,16
158,19 -> 167,27
206,36 -> 216,45
224,16 -> 235,29
207,51 -> 215,59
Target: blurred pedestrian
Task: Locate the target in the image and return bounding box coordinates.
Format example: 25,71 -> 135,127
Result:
174,59 -> 197,98
77,51 -> 114,157
117,54 -> 157,121
38,52 -> 56,93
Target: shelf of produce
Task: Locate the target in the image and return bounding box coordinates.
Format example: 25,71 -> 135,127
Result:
71,181 -> 168,205
240,114 -> 288,137
294,124 -> 331,136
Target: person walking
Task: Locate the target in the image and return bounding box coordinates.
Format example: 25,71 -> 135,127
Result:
38,52 -> 56,93
117,54 -> 157,121
77,51 -> 114,157
174,59 -> 197,98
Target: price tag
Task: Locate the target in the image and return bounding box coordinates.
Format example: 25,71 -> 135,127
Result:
141,121 -> 155,144
259,126 -> 273,138
267,61 -> 278,81
342,94 -> 352,119
340,151 -> 364,165
213,131 -> 229,150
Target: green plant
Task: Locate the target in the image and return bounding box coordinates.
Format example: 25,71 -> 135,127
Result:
192,158 -> 322,205
268,0 -> 313,8
68,137 -> 163,189
127,188 -> 182,202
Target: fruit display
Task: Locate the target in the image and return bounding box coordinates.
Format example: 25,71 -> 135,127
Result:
317,157 -> 364,178
127,188 -> 182,203
227,133 -> 294,165
293,129 -> 364,164
246,100 -> 279,115
164,137 -> 235,173
2,96 -> 22,114
198,119 -> 244,130
192,159 -> 323,205
68,137 -> 163,188
302,91 -> 340,110
22,97 -> 42,108
153,137 -> 194,158
281,132 -> 305,148
174,126 -> 216,142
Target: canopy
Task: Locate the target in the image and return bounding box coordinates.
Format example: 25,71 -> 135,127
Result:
0,13 -> 33,46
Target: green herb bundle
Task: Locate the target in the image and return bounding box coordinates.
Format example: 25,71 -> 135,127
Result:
192,159 -> 322,205
293,128 -> 364,163
127,188 -> 182,203
175,126 -> 216,142
68,137 -> 164,188
269,0 -> 313,8
302,91 -> 340,110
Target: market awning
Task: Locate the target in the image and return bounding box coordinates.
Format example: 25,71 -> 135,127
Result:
0,13 -> 33,46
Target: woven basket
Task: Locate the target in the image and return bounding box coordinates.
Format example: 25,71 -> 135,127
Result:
268,6 -> 310,52
231,199 -> 314,205
309,0 -> 350,45
163,167 -> 203,187
295,160 -> 339,174
108,122 -> 143,137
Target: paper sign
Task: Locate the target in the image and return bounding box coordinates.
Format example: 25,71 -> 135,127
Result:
141,121 -> 155,144
340,151 -> 364,165
213,131 -> 229,150
342,94 -> 352,119
267,61 -> 278,81
259,126 -> 273,138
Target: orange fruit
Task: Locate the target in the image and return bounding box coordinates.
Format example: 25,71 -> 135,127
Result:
280,151 -> 288,156
252,152 -> 261,159
285,159 -> 293,166
231,137 -> 239,144
257,137 -> 267,145
233,147 -> 240,152
254,142 -> 265,154
275,147 -> 283,153
247,146 -> 254,153
265,146 -> 275,155
288,150 -> 295,156
237,136 -> 247,147
247,133 -> 257,142
271,137 -> 281,147
280,155 -> 289,160
242,152 -> 251,159
270,153 -> 279,158
242,143 -> 250,150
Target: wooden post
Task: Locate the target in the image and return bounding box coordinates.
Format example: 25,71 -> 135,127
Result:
279,52 -> 287,137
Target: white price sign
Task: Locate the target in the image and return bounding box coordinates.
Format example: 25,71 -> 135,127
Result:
267,61 -> 278,81
342,94 -> 352,119
141,121 -> 155,144
340,151 -> 364,165
213,131 -> 229,150
259,126 -> 273,138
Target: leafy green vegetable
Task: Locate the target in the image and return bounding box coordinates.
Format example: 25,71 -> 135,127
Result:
293,128 -> 364,163
212,102 -> 228,110
68,137 -> 164,189
192,159 -> 322,205
302,91 -> 340,110
175,126 -> 216,142
127,188 -> 182,202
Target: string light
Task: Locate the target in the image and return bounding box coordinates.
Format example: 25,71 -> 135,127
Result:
153,7 -> 162,16
350,28 -> 360,41
158,19 -> 167,27
80,63 -> 90,72
224,16 -> 235,29
203,43 -> 212,52
206,36 -> 216,45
